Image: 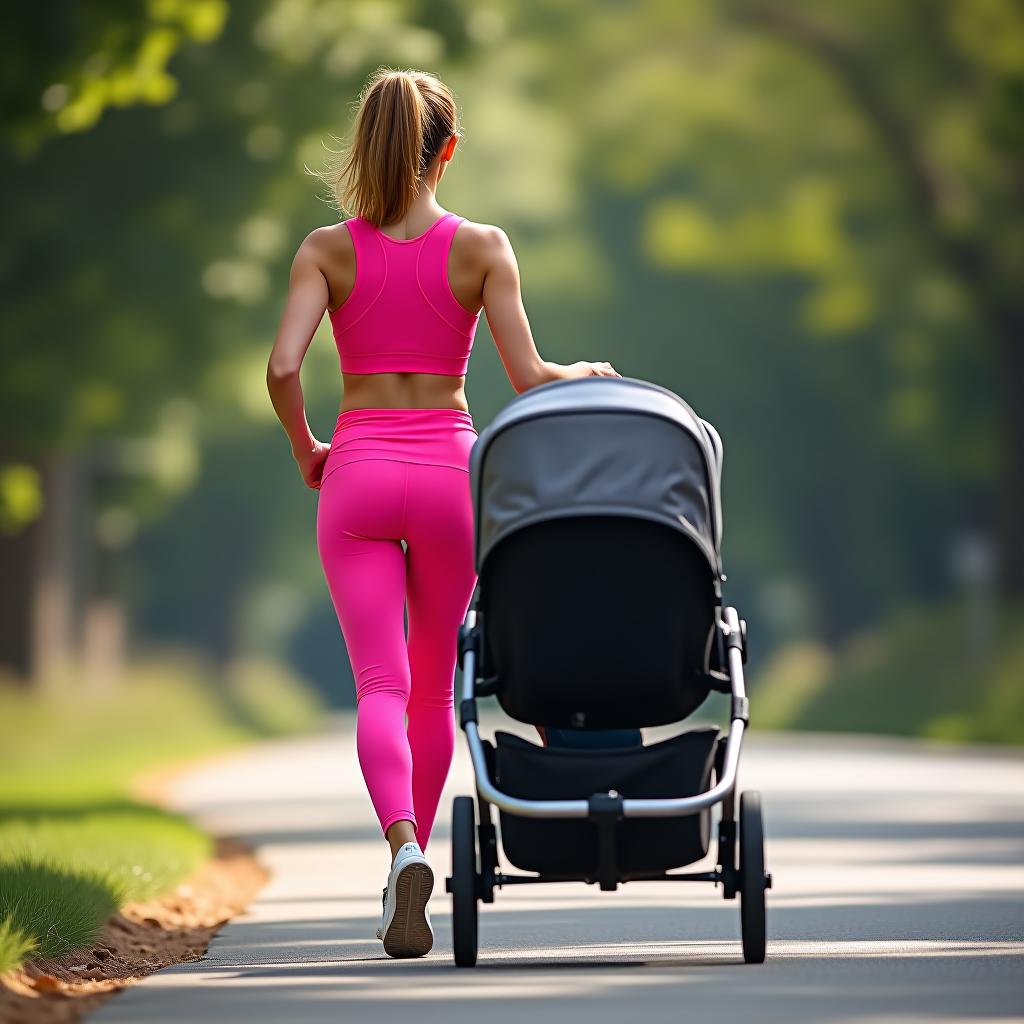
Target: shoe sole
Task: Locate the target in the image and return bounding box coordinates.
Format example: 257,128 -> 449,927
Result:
382,861 -> 434,958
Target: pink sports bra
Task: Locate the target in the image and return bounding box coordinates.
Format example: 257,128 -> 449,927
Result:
329,211 -> 481,376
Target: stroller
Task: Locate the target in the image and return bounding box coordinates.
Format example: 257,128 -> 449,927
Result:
445,376 -> 771,966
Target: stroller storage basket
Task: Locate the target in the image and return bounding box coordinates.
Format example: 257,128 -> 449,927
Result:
491,727 -> 720,877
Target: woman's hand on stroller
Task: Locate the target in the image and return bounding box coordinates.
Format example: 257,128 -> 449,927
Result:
573,360 -> 621,378
294,439 -> 331,490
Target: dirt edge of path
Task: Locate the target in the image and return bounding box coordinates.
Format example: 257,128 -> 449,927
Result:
0,832 -> 268,1023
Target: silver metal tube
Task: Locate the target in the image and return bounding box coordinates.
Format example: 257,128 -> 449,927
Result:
722,606 -> 747,701
620,720 -> 743,816
621,606 -> 747,815
466,720 -> 591,818
461,647 -> 476,703
460,605 -> 478,703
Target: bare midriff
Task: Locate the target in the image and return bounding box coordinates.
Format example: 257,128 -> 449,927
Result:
339,371 -> 469,415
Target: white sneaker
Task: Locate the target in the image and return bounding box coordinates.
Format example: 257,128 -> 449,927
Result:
375,842 -> 434,958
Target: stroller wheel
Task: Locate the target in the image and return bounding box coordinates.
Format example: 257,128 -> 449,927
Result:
450,795 -> 479,967
738,790 -> 767,964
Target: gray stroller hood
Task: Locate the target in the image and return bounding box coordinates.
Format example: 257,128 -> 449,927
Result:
468,376 -> 724,577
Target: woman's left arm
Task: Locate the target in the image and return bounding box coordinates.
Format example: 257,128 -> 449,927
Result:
267,232 -> 331,489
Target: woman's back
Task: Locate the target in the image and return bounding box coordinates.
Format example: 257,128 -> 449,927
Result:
330,210 -> 481,376
323,209 -> 486,318
309,207 -> 492,413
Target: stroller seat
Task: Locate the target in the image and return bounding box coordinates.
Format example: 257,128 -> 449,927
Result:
480,515 -> 717,730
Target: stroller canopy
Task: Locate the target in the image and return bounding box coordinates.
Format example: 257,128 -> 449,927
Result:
469,376 -> 724,577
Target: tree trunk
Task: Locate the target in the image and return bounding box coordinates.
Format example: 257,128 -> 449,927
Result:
30,452 -> 82,688
81,596 -> 126,693
0,452 -> 87,687
999,319 -> 1024,596
0,503 -> 36,680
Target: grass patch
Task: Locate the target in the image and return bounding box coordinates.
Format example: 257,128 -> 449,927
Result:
0,804 -> 211,903
0,917 -> 38,975
751,601 -> 1024,744
0,651 -> 323,973
0,651 -> 323,806
0,861 -> 120,966
0,804 -> 211,967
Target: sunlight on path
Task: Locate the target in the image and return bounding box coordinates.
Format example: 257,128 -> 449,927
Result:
95,717 -> 1024,1023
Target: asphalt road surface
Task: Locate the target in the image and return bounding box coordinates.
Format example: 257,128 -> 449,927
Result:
95,714 -> 1024,1023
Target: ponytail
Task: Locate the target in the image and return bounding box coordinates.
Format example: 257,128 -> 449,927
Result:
313,67 -> 461,226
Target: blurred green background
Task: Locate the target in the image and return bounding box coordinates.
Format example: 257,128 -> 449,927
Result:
2,0 -> 1023,746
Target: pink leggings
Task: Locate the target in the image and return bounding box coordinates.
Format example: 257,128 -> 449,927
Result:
315,408 -> 478,851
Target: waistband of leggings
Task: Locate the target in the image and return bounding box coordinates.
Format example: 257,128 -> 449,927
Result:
333,407 -> 475,430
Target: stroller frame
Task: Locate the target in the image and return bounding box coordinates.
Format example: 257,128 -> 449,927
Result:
444,378 -> 771,967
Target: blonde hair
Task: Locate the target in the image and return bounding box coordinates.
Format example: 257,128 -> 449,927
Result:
312,67 -> 462,226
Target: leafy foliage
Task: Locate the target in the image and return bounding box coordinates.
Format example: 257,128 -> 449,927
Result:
2,0 -> 1019,680
753,601 -> 1024,744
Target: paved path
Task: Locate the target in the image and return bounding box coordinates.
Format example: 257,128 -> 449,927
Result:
97,714 -> 1024,1023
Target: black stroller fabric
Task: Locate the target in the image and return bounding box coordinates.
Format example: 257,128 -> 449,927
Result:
480,516 -> 717,728
468,377 -> 724,730
490,727 -> 720,877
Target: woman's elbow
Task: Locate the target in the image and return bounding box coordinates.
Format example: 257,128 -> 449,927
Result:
509,371 -> 533,395
267,356 -> 300,385
507,359 -> 549,394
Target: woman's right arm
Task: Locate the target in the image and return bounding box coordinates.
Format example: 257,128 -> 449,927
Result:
481,226 -> 621,393
266,232 -> 332,490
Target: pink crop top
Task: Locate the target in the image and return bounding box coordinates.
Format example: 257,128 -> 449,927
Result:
329,211 -> 481,376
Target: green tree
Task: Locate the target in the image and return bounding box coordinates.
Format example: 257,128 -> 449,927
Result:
515,0 -> 1018,595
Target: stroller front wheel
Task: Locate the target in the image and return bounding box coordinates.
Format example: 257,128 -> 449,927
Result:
738,789 -> 768,964
450,795 -> 479,967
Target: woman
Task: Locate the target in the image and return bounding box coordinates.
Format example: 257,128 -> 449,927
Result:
266,66 -> 620,959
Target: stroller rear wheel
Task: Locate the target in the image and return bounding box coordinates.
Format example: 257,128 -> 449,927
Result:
450,795 -> 479,967
476,799 -> 498,903
738,790 -> 767,964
